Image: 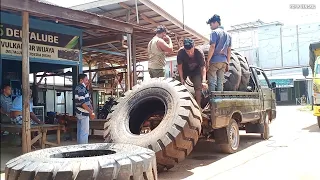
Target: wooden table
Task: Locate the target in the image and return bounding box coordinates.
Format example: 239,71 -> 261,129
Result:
1,124 -> 64,148
66,119 -> 107,138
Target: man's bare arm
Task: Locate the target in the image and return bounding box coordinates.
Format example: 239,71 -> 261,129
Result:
207,44 -> 216,64
177,64 -> 184,83
82,103 -> 93,114
30,112 -> 43,124
157,37 -> 173,53
227,47 -> 231,64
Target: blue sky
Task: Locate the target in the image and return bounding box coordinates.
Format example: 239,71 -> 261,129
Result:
48,0 -> 320,37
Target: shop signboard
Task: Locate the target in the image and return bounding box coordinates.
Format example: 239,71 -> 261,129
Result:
0,23 -> 80,61
260,78 -> 294,88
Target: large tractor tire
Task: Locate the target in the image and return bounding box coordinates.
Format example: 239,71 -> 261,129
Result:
222,51 -> 242,91
104,78 -> 202,172
235,52 -> 251,91
5,143 -> 157,180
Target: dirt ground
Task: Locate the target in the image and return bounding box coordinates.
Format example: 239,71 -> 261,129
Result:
158,106 -> 319,180
1,106 -> 318,180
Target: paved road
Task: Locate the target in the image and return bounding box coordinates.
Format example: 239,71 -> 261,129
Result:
158,106 -> 319,180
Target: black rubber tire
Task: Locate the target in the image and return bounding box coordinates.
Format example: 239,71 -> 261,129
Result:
214,119 -> 240,154
317,116 -> 320,129
224,51 -> 242,91
5,143 -> 157,180
235,53 -> 250,91
187,46 -> 242,91
104,77 -> 202,172
261,113 -> 270,140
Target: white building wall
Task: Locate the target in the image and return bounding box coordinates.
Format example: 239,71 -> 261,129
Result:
258,22 -> 320,69
229,21 -> 320,81
257,24 -> 283,68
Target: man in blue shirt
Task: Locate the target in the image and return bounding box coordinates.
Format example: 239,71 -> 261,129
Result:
10,90 -> 43,125
0,84 -> 12,123
206,14 -> 232,92
74,73 -> 95,144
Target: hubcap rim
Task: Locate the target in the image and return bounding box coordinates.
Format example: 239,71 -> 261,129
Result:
230,125 -> 239,150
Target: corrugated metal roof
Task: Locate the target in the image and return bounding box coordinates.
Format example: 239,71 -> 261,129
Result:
71,0 -> 209,62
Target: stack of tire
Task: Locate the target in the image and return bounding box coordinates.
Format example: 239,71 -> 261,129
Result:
102,46 -> 251,173
183,45 -> 250,93
176,45 -> 251,108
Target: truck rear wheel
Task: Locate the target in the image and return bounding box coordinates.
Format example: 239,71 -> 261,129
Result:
104,78 -> 202,172
214,119 -> 240,153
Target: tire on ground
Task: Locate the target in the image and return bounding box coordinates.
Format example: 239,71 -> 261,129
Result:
235,52 -> 250,91
5,143 -> 157,180
104,78 -> 202,171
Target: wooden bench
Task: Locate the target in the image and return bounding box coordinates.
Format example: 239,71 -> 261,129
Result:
1,124 -> 64,148
66,119 -> 107,139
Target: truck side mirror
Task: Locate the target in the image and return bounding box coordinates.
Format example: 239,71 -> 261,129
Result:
302,68 -> 309,77
271,82 -> 276,89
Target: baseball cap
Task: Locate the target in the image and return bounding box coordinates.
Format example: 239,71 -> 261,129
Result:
206,14 -> 221,24
183,38 -> 194,50
155,25 -> 169,34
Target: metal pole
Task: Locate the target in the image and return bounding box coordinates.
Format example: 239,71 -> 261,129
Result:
132,34 -> 137,86
126,47 -> 131,90
135,0 -> 139,24
280,26 -> 284,67
64,74 -> 66,114
182,0 -> 185,30
296,25 -> 300,66
21,11 -> 31,153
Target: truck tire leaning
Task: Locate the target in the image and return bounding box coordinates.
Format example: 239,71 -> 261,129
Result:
236,53 -> 251,91
104,78 -> 202,172
214,119 -> 240,154
189,45 -> 242,91
5,143 -> 157,180
224,51 -> 242,91
261,113 -> 270,140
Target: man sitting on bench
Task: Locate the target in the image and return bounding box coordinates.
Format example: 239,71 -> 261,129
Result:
10,90 -> 44,125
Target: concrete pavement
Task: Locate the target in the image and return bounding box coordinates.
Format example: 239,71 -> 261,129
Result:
158,106 -> 319,180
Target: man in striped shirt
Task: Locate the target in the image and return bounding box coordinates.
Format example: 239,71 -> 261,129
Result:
75,73 -> 95,144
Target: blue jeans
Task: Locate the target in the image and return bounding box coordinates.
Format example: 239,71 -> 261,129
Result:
76,113 -> 89,144
207,62 -> 227,92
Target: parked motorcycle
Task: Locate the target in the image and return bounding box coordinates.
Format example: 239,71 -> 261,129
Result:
98,97 -> 118,119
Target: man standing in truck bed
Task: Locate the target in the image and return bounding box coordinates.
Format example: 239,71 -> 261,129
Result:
206,14 -> 232,92
147,25 -> 173,78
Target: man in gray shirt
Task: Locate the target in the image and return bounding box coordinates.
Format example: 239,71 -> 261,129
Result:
0,84 -> 12,123
206,14 -> 232,92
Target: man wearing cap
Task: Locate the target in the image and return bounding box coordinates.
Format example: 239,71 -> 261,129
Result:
147,25 -> 173,78
177,38 -> 208,106
206,14 -> 232,92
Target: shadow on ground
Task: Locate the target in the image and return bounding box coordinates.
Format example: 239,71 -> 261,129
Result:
158,133 -> 262,180
302,124 -> 320,133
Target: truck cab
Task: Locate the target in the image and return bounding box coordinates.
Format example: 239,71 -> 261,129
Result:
309,42 -> 320,127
